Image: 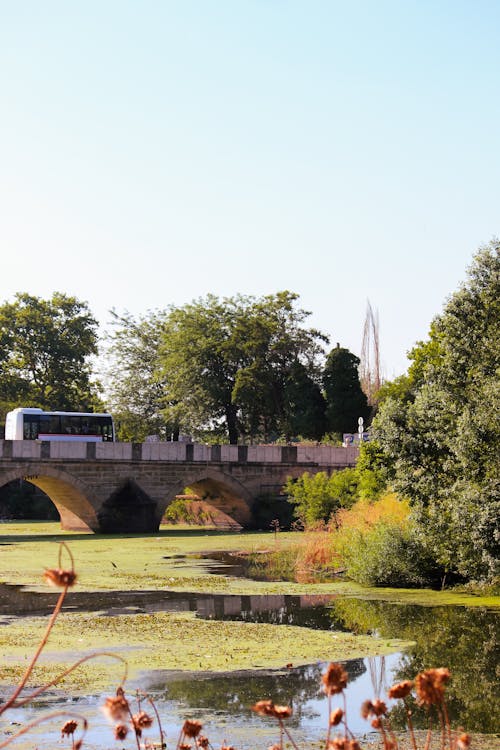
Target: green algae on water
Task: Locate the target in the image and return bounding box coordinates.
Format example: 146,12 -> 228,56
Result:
0,609 -> 412,693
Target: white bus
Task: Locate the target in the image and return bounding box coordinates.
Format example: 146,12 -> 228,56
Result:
4,408 -> 115,442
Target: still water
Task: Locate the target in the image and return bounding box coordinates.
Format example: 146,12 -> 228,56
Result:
0,554 -> 498,747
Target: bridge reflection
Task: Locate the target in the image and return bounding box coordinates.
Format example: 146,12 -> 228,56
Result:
0,581 -> 342,632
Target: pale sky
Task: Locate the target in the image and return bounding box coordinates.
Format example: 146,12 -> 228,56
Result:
1,1 -> 499,378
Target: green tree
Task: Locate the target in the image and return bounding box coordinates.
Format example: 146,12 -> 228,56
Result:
0,292 -> 102,421
284,469 -> 358,526
355,440 -> 392,500
322,345 -> 370,436
373,241 -> 500,581
281,361 -> 327,441
105,309 -> 177,442
159,292 -> 328,444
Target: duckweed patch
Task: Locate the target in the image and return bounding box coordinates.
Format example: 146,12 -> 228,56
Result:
0,522 -> 497,609
0,609 -> 412,692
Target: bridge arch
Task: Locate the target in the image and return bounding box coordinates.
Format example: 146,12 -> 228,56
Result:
0,464 -> 99,532
161,467 -> 255,527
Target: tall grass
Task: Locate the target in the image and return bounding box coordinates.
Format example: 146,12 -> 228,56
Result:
250,494 -> 442,588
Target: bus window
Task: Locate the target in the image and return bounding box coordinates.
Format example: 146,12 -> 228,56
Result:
23,416 -> 39,440
101,421 -> 114,441
38,414 -> 61,435
62,415 -> 79,434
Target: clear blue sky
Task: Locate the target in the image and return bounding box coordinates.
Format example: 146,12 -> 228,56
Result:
1,1 -> 498,378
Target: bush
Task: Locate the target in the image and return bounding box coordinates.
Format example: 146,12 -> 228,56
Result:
163,498 -> 212,525
284,469 -> 359,526
338,521 -> 442,587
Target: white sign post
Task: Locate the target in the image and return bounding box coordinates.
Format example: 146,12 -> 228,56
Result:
358,417 -> 364,444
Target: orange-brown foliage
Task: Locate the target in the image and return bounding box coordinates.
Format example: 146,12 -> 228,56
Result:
291,494 -> 410,581
336,493 -> 409,532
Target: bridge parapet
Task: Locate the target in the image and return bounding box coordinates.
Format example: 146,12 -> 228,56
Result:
0,440 -> 359,466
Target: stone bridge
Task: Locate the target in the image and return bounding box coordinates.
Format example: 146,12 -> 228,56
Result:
0,440 -> 359,533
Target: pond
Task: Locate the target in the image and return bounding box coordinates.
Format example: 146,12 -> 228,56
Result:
0,552 -> 498,748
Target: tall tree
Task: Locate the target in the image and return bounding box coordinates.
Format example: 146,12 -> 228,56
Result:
0,292 -> 102,421
374,241 -> 500,581
281,361 -> 327,441
104,309 -> 177,442
231,292 -> 327,441
158,292 -> 328,444
322,345 -> 370,436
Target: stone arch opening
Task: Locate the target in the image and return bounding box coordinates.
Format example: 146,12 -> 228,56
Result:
0,479 -> 59,521
98,479 -> 158,534
0,466 -> 99,532
161,468 -> 254,528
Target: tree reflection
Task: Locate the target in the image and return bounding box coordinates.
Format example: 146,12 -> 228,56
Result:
329,599 -> 499,732
143,660 -> 366,727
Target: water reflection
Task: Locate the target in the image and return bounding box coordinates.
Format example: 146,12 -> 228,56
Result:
329,598 -> 499,733
4,655 -> 398,749
0,557 -> 498,738
0,582 -> 339,628
141,656 -> 399,737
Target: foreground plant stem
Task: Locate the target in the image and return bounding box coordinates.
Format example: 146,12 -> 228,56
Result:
0,710 -> 88,749
10,652 -> 128,708
0,583 -> 68,715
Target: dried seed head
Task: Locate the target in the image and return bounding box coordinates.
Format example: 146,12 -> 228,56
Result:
114,724 -> 128,740
327,735 -> 349,750
133,711 -> 154,730
272,705 -> 292,720
372,699 -> 387,717
371,718 -> 382,729
102,693 -> 130,721
251,700 -> 291,720
268,745 -> 281,750
183,720 -> 203,738
350,741 -> 362,750
179,744 -> 192,750
61,720 -> 78,737
388,680 -> 413,700
457,733 -> 471,749
322,663 -> 348,696
360,700 -> 374,720
251,700 -> 276,717
197,736 -> 210,749
330,708 -> 344,726
361,698 -> 386,718
415,668 -> 451,706
43,568 -> 77,588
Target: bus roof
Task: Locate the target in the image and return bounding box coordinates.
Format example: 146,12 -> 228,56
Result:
8,408 -> 113,417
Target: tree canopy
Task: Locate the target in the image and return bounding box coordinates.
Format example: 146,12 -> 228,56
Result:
104,309 -> 177,442
323,345 -> 370,436
373,241 -> 500,581
105,294 -> 369,445
158,291 -> 328,444
0,292 -> 102,420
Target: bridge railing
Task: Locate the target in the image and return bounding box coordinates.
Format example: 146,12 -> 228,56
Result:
0,440 -> 359,466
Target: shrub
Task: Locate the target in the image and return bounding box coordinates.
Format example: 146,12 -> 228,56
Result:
337,520 -> 442,587
163,498 -> 213,525
336,493 -> 409,531
284,469 -> 359,526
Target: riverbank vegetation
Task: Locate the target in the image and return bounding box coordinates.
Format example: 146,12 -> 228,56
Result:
247,492 -> 444,589
272,244 -> 499,589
